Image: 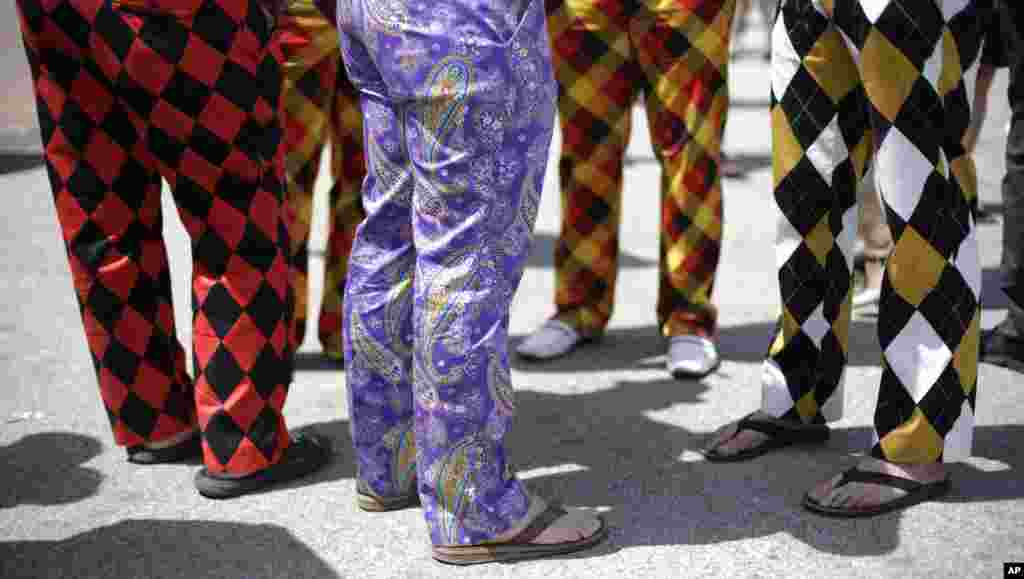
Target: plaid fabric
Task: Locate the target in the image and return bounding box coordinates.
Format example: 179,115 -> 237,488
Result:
546,0 -> 736,338
764,0 -> 982,464
278,0 -> 365,357
17,0 -> 294,475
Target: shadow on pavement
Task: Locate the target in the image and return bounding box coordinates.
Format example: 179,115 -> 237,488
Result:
0,519 -> 341,579
1,432 -> 103,509
982,267 -> 1014,311
525,232 -> 656,270
281,369 -> 1019,561
0,153 -> 44,175
499,378 -> 1023,558
718,152 -> 773,178
511,320 -> 883,373
293,421 -> 357,485
293,351 -> 345,372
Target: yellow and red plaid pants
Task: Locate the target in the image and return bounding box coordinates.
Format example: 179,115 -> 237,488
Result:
278,0 -> 366,358
546,0 -> 736,338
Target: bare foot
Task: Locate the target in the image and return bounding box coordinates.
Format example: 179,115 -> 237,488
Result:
703,411 -> 776,457
141,429 -> 197,450
806,457 -> 947,510
491,495 -> 603,545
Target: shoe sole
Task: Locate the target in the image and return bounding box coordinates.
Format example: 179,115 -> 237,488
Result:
670,357 -> 721,380
432,517 -> 609,566
357,492 -> 421,512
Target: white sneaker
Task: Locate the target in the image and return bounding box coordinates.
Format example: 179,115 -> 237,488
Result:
516,319 -> 586,361
667,335 -> 720,378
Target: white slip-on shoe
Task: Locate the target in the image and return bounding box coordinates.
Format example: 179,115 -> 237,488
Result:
667,335 -> 720,379
516,319 -> 587,361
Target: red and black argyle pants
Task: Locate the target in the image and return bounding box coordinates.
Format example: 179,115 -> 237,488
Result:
16,0 -> 295,475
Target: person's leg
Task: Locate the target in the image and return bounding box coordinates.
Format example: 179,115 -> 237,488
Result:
318,56 -> 366,360
853,168 -> 891,312
705,0 -> 867,458
16,0 -> 198,455
515,0 -> 640,360
83,0 -> 328,486
339,0 -> 603,558
633,0 -> 735,378
982,0 -> 1024,371
805,0 -> 981,514
547,0 -> 639,338
278,0 -> 334,351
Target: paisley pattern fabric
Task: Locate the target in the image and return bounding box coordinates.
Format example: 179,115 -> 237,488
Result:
336,0 -> 557,545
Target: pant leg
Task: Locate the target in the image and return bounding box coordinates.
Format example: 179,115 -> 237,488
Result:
16,0 -> 197,447
632,0 -> 734,338
318,59 -> 366,356
547,0 -> 639,337
88,0 -> 293,474
340,0 -> 558,545
835,0 -> 980,463
761,0 -> 868,423
998,0 -> 1024,332
278,0 -> 335,349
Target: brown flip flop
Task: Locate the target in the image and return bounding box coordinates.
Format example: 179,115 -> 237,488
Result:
432,503 -> 608,566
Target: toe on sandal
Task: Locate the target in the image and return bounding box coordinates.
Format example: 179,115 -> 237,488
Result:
126,431 -> 202,465
194,433 -> 331,500
802,467 -> 952,518
431,503 -> 608,566
703,412 -> 830,463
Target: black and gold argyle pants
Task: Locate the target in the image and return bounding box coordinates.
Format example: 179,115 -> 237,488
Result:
762,0 -> 981,464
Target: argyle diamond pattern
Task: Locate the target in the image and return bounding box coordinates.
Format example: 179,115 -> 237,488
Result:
763,0 -> 981,462
17,0 -> 294,474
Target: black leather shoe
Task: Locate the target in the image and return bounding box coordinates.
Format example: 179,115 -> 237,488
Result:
126,431 -> 201,465
194,433 -> 331,499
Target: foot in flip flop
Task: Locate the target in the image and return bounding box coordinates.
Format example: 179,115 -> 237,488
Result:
802,457 -> 950,518
702,411 -> 830,462
431,495 -> 608,565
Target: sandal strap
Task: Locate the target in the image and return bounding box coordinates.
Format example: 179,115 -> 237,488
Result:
834,468 -> 936,493
508,503 -> 569,545
736,413 -> 826,439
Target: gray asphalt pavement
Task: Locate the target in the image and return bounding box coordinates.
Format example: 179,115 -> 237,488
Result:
2,19 -> 1022,579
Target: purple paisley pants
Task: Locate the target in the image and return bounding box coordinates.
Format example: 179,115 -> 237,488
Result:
335,0 -> 558,545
